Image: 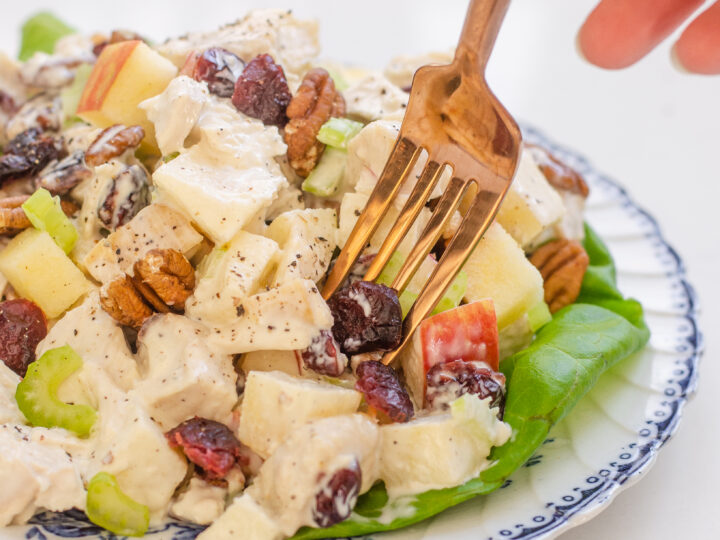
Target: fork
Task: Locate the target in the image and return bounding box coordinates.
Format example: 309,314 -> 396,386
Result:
321,0 -> 522,365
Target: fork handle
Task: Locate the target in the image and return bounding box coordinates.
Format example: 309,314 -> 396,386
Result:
455,0 -> 511,72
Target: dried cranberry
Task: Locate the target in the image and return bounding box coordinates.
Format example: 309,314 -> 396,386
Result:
425,360 -> 506,415
0,299 -> 48,377
312,459 -> 362,528
0,128 -> 65,184
300,330 -> 347,377
355,360 -> 414,423
191,48 -> 245,98
231,54 -> 292,127
327,281 -> 402,355
166,417 -> 258,480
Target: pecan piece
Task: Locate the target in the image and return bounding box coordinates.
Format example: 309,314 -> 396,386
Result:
97,164 -> 150,230
0,195 -> 78,235
527,144 -> 589,198
100,275 -> 155,330
85,124 -> 145,167
529,239 -> 590,313
134,248 -> 195,311
284,68 -> 346,178
100,249 -> 195,328
93,30 -> 146,57
37,151 -> 92,195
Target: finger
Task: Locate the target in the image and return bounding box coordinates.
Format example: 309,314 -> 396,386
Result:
578,0 -> 704,69
674,1 -> 720,74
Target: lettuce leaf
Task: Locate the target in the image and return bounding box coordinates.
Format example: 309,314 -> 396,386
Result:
293,224 -> 650,539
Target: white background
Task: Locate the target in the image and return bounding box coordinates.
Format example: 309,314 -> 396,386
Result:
1,1 -> 718,538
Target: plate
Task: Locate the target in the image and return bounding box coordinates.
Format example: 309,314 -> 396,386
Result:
4,126 -> 702,540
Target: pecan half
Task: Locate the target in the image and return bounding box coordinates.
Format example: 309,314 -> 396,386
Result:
284,68 -> 346,177
97,164 -> 150,230
100,249 -> 195,328
85,125 -> 145,167
133,248 -> 195,311
527,144 -> 589,198
37,151 -> 92,195
93,30 -> 146,57
100,275 -> 155,330
529,239 -> 589,313
0,195 -> 78,235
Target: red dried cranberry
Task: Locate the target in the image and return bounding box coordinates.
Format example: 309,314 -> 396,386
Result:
0,299 -> 48,377
425,360 -> 506,416
166,417 -> 259,479
0,128 -> 65,184
300,330 -> 347,377
191,48 -> 245,98
355,360 -> 414,423
312,459 -> 361,528
231,54 -> 292,127
327,281 -> 402,355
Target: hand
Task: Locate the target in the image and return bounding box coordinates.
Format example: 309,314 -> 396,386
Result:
578,0 -> 720,74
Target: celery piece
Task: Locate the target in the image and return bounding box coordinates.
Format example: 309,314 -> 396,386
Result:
317,118 -> 364,149
86,472 -> 150,537
527,301 -> 552,332
432,270 -> 467,315
61,63 -> 93,124
22,188 -> 77,254
162,151 -> 180,163
376,251 -> 466,317
302,147 -> 347,197
19,12 -> 75,61
15,345 -> 97,437
322,66 -> 350,92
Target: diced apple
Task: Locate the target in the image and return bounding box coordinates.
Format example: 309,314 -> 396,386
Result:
248,414 -> 380,536
379,396 -> 510,497
266,208 -> 337,286
82,203 -> 203,284
186,231 -> 280,324
77,40 -> 177,147
402,300 -> 498,405
0,229 -> 90,318
495,149 -> 565,250
237,370 -> 362,458
197,493 -> 282,540
462,222 -> 544,330
131,314 -> 238,431
241,350 -> 302,377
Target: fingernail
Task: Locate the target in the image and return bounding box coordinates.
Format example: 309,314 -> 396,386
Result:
670,42 -> 692,74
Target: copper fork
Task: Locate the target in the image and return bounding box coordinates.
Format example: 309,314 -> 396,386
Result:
322,0 -> 522,365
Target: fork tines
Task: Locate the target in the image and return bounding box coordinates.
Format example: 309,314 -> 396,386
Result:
321,133 -> 513,366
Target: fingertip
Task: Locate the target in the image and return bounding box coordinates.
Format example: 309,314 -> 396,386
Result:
674,2 -> 720,75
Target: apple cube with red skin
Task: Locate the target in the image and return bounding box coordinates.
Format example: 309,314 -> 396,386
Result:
402,299 -> 499,406
77,40 -> 177,148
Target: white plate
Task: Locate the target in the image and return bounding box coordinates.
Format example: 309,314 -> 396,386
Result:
5,126 -> 702,540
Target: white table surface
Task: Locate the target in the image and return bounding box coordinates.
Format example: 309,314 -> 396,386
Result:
1,1 -> 718,538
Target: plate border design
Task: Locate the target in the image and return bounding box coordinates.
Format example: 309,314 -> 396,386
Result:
20,125 -> 703,540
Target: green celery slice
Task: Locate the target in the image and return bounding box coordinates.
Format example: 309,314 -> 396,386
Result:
86,472 -> 150,537
19,12 -> 75,61
322,66 -> 349,91
15,345 -> 97,437
376,251 -> 466,317
22,188 -> 78,254
302,147 -> 347,197
527,301 -> 552,332
316,118 -> 364,149
61,63 -> 93,124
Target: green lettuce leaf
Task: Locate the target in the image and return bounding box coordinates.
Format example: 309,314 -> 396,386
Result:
19,12 -> 75,62
293,224 -> 650,539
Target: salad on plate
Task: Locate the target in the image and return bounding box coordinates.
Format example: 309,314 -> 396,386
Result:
0,9 -> 649,540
